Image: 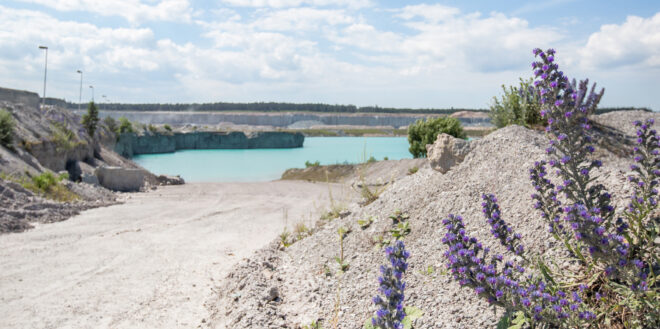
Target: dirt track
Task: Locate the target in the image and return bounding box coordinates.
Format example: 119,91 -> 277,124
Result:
0,181 -> 353,328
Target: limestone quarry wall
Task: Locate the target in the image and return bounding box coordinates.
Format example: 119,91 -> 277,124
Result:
115,131 -> 304,157
77,110 -> 491,128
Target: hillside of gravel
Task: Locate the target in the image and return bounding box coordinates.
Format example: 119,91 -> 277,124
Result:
208,111 -> 656,328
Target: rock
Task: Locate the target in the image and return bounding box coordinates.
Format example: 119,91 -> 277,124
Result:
156,174 -> 185,186
265,286 -> 279,301
95,166 -> 146,192
426,133 -> 472,173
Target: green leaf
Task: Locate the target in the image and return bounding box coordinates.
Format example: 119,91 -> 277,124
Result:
508,311 -> 528,329
537,259 -> 556,285
401,306 -> 423,329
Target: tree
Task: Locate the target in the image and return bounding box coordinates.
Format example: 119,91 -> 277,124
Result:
407,117 -> 466,158
81,101 -> 100,138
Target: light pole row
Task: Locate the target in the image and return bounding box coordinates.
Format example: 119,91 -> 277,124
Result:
38,45 -> 98,111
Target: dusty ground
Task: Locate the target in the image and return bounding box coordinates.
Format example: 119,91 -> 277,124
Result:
0,181 -> 355,329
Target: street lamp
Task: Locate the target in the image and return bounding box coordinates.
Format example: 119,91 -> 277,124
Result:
38,45 -> 48,109
89,85 -> 94,102
76,70 -> 83,111
102,95 -> 107,111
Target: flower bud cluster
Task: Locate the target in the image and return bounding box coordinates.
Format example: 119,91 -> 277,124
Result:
481,194 -> 524,255
371,240 -> 410,329
627,118 -> 660,212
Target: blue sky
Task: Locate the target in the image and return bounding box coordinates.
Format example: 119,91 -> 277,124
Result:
1,0 -> 659,110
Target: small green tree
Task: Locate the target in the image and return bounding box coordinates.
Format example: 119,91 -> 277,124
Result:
407,117 -> 466,158
118,117 -> 135,134
0,109 -> 15,148
489,78 -> 543,128
81,101 -> 100,138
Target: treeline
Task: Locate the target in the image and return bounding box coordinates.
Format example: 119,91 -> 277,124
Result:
594,107 -> 652,114
61,100 -> 487,114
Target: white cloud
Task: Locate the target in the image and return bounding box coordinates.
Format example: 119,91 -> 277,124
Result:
220,0 -> 372,9
15,0 -> 193,24
580,12 -> 660,69
254,8 -> 354,31
397,4 -> 460,22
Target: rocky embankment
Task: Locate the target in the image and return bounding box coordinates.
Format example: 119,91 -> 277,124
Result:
115,131 -> 304,157
0,87 -> 174,233
207,110 -> 657,328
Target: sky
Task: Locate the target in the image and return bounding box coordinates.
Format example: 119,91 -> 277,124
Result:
1,0 -> 659,110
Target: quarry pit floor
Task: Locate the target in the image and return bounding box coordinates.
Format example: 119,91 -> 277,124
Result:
0,181 -> 353,328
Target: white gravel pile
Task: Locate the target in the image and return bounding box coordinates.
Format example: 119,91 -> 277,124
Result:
209,111 -> 658,329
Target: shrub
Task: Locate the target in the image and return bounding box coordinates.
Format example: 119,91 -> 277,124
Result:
5,171 -> 79,202
81,101 -> 99,137
103,116 -> 117,133
163,124 -> 172,132
489,78 -> 543,129
305,160 -> 320,168
50,122 -> 76,152
441,48 -> 657,328
407,166 -> 418,175
118,117 -> 135,134
148,124 -> 158,133
407,117 -> 466,158
367,156 -> 377,163
0,108 -> 15,148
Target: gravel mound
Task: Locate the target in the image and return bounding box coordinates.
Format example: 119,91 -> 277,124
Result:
209,111 -> 656,329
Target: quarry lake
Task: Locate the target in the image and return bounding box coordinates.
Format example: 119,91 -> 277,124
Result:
133,137 -> 412,182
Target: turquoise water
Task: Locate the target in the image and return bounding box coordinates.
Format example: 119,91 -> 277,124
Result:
133,137 -> 412,182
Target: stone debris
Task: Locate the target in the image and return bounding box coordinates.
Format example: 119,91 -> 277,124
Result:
209,111 -> 658,329
426,133 -> 473,173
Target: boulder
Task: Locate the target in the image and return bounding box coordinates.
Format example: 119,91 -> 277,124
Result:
81,173 -> 100,186
95,166 -> 146,192
156,174 -> 185,186
426,133 -> 472,173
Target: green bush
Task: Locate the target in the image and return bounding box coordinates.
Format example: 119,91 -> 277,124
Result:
163,124 -> 172,132
2,171 -> 78,202
489,78 -> 543,128
81,101 -> 99,137
103,116 -> 117,133
407,117 -> 466,158
0,109 -> 15,148
148,124 -> 158,133
50,122 -> 76,152
305,160 -> 320,168
118,117 -> 135,134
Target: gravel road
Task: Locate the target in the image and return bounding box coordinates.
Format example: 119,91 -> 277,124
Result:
0,181 -> 353,329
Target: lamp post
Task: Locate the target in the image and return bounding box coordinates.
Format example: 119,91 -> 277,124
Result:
89,85 -> 94,102
38,45 -> 48,109
101,95 -> 107,111
76,70 -> 83,111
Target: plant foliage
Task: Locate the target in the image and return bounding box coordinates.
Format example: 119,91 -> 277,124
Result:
0,108 -> 15,148
81,101 -> 99,138
407,117 -> 466,158
489,78 -> 544,128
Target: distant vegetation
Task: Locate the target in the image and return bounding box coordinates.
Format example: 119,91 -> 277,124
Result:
305,160 -> 320,168
118,117 -> 135,134
0,108 -> 15,147
103,116 -> 117,133
407,117 -> 466,158
63,100 -> 485,115
50,122 -> 78,152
